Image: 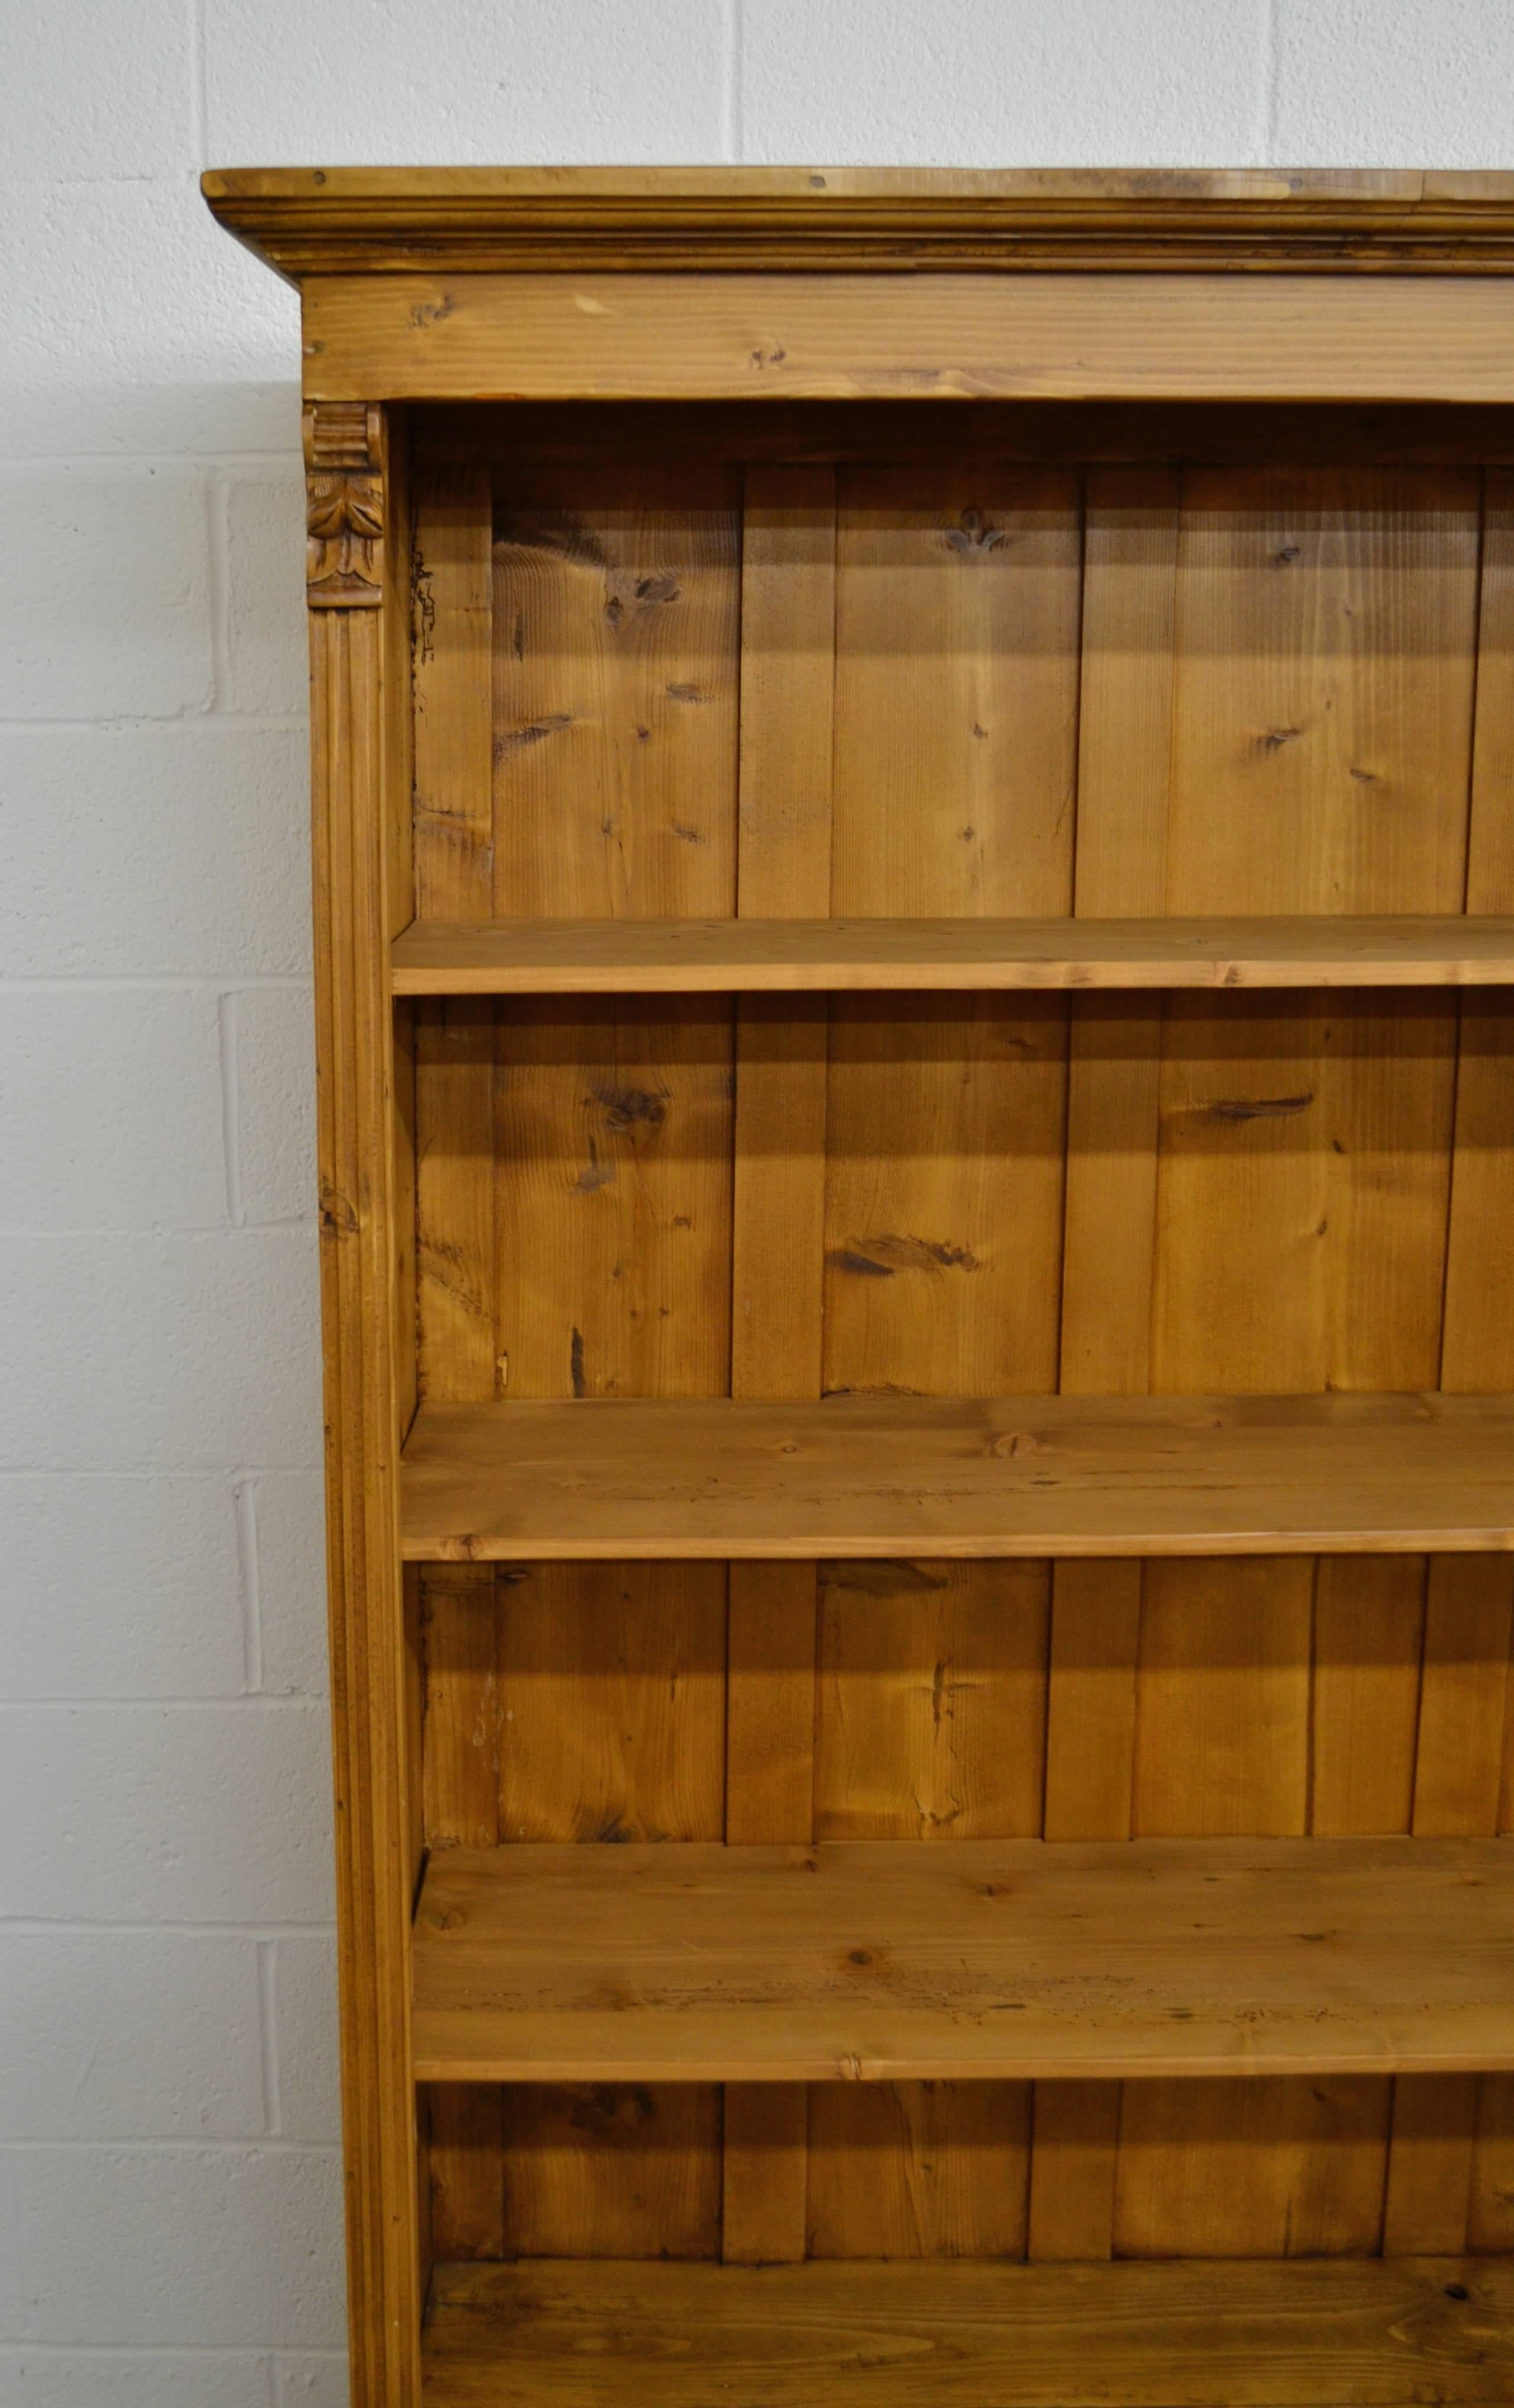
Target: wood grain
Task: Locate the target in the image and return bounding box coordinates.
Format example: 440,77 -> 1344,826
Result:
308,404 -> 423,2400
302,272 -> 1514,405
724,463 -> 836,2265
1119,462 -> 1479,2261
411,1834 -> 1514,2083
392,911 -> 1514,993
423,2253 -> 1514,2406
400,1391 -> 1514,1561
409,456 -> 503,2262
208,162 -> 1514,282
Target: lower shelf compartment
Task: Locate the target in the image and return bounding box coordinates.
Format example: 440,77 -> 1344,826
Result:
423,2255 -> 1514,2405
412,1836 -> 1514,2084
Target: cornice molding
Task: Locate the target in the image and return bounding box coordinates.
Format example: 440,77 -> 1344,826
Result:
203,166 -> 1514,284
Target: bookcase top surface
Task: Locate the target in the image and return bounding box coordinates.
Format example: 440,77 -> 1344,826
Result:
201,163 -> 1514,283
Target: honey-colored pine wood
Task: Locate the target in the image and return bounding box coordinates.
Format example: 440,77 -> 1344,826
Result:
408,457 -> 506,2263
207,170 -> 1514,2408
1031,464 -> 1181,2262
400,1391 -> 1514,1560
302,271 -> 1514,406
392,911 -> 1514,993
723,462 -> 835,2266
412,1836 -> 1514,2084
306,401 -> 424,2402
423,2254 -> 1514,2407
478,462 -> 740,2265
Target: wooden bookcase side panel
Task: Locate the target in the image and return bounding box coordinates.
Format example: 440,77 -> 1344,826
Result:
306,399 -> 426,2400
401,424 -> 1514,2288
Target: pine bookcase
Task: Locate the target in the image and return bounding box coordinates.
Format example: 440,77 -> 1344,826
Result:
204,168 -> 1514,2405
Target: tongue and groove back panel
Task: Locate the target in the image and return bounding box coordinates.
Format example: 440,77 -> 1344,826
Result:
408,415 -> 1514,2267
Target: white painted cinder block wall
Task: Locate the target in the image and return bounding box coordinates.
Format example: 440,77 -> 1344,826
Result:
1,2 -> 1509,2396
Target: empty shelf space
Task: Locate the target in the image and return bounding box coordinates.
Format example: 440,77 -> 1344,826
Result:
400,1392 -> 1514,1562
412,1835 -> 1514,2085
423,2253 -> 1514,2406
390,912 -> 1514,994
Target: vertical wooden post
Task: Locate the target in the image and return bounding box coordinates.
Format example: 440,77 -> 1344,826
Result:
306,396 -> 424,2404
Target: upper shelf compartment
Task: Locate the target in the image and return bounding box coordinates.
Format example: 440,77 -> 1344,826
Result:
392,913 -> 1514,995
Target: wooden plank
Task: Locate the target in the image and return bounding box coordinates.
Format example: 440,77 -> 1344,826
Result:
305,403 -> 423,2402
489,463 -> 740,918
423,2253 -> 1514,2408
392,910 -> 1514,993
813,1560 -> 1050,1844
411,465 -> 492,920
723,2085 -> 809,2268
1387,466 -> 1514,2258
1461,467 -> 1514,2262
420,1565 -> 503,2260
1122,463 -> 1479,2263
303,271 -> 1514,406
496,2083 -> 720,2260
409,457 -> 503,2266
412,1836 -> 1514,2086
1116,2075 -> 1396,2260
807,2081 -> 1031,2259
475,463 -> 742,2266
400,1391 -> 1514,1562
1033,466 -> 1179,2262
723,462 -> 835,2266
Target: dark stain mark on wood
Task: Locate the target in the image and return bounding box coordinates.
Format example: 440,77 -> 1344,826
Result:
831,1232 -> 980,1275
493,713 -> 573,760
822,1560 -> 950,1596
572,1138 -> 614,1196
595,1084 -> 668,1134
570,1327 -> 586,1397
495,511 -> 608,571
1208,1092 -> 1314,1121
409,293 -> 454,330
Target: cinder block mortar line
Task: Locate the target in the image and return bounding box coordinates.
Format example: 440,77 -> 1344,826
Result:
0,979 -> 310,994
237,1475 -> 266,1693
0,2138 -> 340,2158
0,454 -> 299,470
0,2342 -> 293,2364
2,1920 -> 335,1939
0,1464 -> 321,1481
209,470 -> 233,714
220,989 -> 246,1228
0,714 -> 306,732
0,1699 -> 328,1715
259,1942 -> 281,2135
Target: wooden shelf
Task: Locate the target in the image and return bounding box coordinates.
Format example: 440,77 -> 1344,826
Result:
392,912 -> 1514,994
412,1836 -> 1514,2085
423,2254 -> 1514,2406
400,1392 -> 1514,1562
